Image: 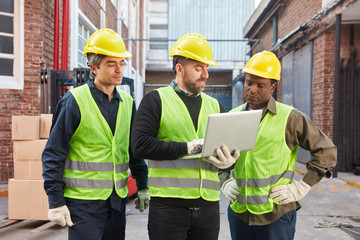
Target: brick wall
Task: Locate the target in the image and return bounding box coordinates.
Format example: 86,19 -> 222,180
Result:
277,0 -> 321,40
312,26 -> 336,138
311,18 -> 360,140
79,0 -> 101,29
252,0 -> 321,53
0,0 -> 57,182
253,23 -> 274,53
139,1 -> 144,76
106,0 -> 118,32
43,0 -> 56,68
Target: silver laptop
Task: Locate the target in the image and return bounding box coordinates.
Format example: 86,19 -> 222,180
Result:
181,110 -> 262,159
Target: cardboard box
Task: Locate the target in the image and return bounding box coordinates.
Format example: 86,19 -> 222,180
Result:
12,116 -> 40,140
13,140 -> 47,180
40,114 -> 53,139
13,140 -> 47,161
14,159 -> 43,180
8,178 -> 49,220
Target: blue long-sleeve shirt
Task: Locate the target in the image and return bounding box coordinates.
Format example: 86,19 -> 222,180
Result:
42,80 -> 148,209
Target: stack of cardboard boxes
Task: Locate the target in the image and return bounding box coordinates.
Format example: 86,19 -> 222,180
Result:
9,114 -> 53,220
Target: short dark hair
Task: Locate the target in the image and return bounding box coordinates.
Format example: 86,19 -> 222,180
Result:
172,56 -> 199,75
87,53 -> 107,78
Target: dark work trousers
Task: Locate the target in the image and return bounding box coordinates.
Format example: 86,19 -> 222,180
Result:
228,205 -> 297,240
66,190 -> 127,240
148,200 -> 220,240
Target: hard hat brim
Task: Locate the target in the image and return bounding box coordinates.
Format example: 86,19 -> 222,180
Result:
169,50 -> 219,66
243,68 -> 280,81
84,46 -> 132,58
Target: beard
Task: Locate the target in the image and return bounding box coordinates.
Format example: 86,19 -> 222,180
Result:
183,78 -> 206,95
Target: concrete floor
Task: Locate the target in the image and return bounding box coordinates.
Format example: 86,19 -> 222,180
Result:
1,164 -> 360,240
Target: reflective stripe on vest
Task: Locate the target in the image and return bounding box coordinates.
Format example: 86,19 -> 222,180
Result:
148,177 -> 220,191
64,178 -> 128,190
148,86 -> 220,201
65,159 -> 129,173
230,102 -> 298,214
64,85 -> 132,200
236,194 -> 271,205
149,159 -> 217,172
236,170 -> 294,188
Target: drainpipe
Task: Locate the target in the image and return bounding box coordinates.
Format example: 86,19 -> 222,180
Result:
333,14 -> 341,178
61,0 -> 70,70
53,0 -> 60,70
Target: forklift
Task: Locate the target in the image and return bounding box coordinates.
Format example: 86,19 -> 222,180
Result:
39,68 -> 135,114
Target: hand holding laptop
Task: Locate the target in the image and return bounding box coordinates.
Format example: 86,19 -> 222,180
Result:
187,139 -> 204,154
203,145 -> 240,169
180,110 -> 262,161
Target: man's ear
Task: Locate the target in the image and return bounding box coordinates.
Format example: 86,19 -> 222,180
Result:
270,82 -> 277,94
89,65 -> 97,75
175,63 -> 183,75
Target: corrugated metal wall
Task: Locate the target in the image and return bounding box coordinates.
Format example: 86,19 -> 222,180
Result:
168,0 -> 254,62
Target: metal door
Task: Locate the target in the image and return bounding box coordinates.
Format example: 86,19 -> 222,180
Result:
281,42 -> 313,164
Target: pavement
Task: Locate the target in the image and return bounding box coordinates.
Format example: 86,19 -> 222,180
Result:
1,162 -> 360,240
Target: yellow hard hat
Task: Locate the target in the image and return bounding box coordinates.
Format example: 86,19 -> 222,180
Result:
169,33 -> 218,66
83,28 -> 132,58
243,51 -> 281,80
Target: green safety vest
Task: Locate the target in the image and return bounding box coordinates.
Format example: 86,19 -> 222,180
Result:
63,84 -> 133,200
230,102 -> 298,214
148,86 -> 221,201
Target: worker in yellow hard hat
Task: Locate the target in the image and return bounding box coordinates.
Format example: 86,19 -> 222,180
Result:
131,33 -> 240,240
42,28 -> 149,240
220,51 -> 337,240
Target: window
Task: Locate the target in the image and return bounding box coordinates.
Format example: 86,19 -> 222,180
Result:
0,0 -> 23,89
129,0 -> 136,38
120,0 -> 129,28
78,22 -> 92,68
149,24 -> 168,50
272,15 -> 278,47
111,0 -> 117,8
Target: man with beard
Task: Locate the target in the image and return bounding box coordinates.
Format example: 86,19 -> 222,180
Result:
220,51 -> 337,240
131,33 -> 239,240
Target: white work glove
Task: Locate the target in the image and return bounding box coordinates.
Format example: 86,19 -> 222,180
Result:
203,145 -> 240,169
270,180 -> 312,205
187,139 -> 204,154
48,205 -> 74,227
221,178 -> 239,203
135,188 -> 150,212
